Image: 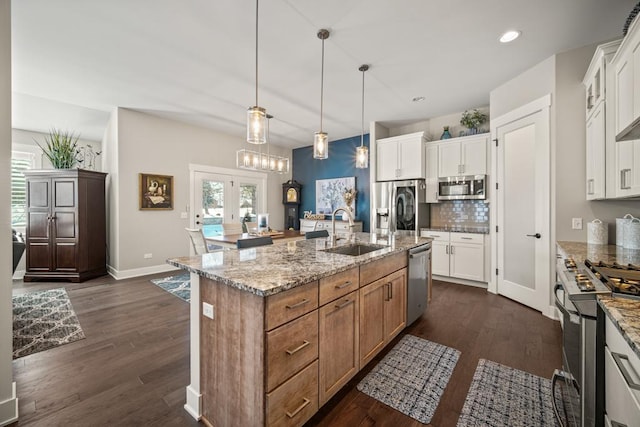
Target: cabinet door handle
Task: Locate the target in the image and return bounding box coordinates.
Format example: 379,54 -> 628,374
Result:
621,168 -> 632,190
334,299 -> 351,310
612,352 -> 640,390
450,245 -> 454,254
334,281 -> 352,290
445,244 -> 449,254
286,397 -> 311,418
587,178 -> 594,195
389,282 -> 393,299
285,299 -> 309,310
460,237 -> 473,240
285,340 -> 310,355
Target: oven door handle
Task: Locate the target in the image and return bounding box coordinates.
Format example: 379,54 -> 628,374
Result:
551,369 -> 580,427
554,283 -> 579,316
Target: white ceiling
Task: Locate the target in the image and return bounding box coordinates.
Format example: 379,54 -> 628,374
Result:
10,0 -> 639,148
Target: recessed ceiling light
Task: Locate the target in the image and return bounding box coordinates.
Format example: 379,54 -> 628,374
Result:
499,30 -> 521,43
412,96 -> 425,102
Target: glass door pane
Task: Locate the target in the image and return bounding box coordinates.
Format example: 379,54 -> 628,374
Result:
239,182 -> 258,224
200,177 -> 226,237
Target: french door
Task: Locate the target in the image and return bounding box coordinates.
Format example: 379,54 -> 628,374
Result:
192,167 -> 266,238
493,96 -> 551,314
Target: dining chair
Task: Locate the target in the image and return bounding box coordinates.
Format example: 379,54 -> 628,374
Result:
305,230 -> 329,239
222,223 -> 244,235
300,220 -> 318,233
244,221 -> 258,233
236,236 -> 273,249
185,228 -> 211,255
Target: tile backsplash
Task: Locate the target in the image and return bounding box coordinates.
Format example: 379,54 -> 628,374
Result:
430,200 -> 489,228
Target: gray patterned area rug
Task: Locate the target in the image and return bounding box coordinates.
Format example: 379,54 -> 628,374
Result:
357,334 -> 461,424
457,359 -> 561,426
13,288 -> 86,359
150,273 -> 190,303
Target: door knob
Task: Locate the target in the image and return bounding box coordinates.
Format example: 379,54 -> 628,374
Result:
526,233 -> 541,239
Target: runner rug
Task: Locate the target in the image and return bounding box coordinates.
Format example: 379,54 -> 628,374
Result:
457,359 -> 566,426
150,273 -> 190,303
356,334 -> 461,424
13,288 -> 85,359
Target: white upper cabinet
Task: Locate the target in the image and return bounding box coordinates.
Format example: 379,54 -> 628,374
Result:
376,131 -> 426,181
613,17 -> 640,139
583,40 -> 620,200
614,139 -> 640,197
425,142 -> 439,203
437,134 -> 488,177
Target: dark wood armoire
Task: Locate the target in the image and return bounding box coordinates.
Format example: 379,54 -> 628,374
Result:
23,169 -> 107,282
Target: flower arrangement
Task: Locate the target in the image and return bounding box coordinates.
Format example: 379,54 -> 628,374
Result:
36,128 -> 80,169
460,109 -> 488,130
343,188 -> 357,209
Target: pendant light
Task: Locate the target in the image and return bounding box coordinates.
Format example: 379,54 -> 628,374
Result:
355,64 -> 369,169
247,0 -> 266,144
237,115 -> 290,174
313,29 -> 330,160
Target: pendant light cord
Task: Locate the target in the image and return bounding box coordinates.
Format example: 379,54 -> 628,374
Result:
361,67 -> 365,147
255,0 -> 259,106
320,37 -> 325,132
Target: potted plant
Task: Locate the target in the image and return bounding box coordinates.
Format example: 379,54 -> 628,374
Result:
36,128 -> 80,169
460,109 -> 488,134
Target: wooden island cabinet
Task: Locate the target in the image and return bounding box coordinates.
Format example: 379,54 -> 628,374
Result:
198,252 -> 408,427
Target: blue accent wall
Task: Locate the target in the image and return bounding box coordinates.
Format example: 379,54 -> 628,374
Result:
292,134 -> 370,232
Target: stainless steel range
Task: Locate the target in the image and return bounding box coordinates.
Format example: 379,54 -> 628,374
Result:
555,256 -> 640,427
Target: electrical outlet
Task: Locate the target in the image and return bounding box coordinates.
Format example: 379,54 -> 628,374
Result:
572,218 -> 583,230
180,212 -> 188,219
143,253 -> 153,259
203,302 -> 214,319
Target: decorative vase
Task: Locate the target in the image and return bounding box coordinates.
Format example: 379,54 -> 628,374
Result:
440,126 -> 452,140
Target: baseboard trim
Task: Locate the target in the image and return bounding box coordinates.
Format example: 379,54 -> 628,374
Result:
433,275 -> 488,289
107,264 -> 180,280
184,385 -> 202,420
0,382 -> 18,427
544,305 -> 561,321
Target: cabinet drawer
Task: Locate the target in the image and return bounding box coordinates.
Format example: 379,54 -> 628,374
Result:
266,281 -> 318,331
606,316 -> 640,376
450,232 -> 484,245
266,311 -> 319,392
266,359 -> 319,427
420,230 -> 449,241
360,251 -> 407,286
604,347 -> 640,427
319,267 -> 359,306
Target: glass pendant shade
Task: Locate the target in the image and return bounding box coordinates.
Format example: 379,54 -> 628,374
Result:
355,144 -> 369,169
247,106 -> 267,144
313,132 -> 328,159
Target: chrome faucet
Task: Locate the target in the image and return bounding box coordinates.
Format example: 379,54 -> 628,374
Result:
331,207 -> 355,244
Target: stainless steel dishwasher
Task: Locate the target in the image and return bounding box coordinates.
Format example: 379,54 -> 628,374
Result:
407,243 -> 431,325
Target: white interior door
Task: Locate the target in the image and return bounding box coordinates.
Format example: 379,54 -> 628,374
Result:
494,100 -> 551,313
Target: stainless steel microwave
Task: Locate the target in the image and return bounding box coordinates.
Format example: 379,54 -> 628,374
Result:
437,175 -> 486,200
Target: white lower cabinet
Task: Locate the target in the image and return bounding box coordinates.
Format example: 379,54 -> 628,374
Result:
421,230 -> 485,282
604,314 -> 640,427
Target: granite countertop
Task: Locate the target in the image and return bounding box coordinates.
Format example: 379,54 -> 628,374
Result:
421,226 -> 489,234
598,296 -> 640,360
167,232 -> 431,297
557,240 -> 640,265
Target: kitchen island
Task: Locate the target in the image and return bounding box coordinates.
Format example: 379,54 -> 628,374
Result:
168,232 -> 431,427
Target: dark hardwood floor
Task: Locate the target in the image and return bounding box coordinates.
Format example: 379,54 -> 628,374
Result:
10,277 -> 561,427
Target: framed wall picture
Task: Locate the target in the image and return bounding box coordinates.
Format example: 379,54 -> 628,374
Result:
315,176 -> 356,215
139,173 -> 173,210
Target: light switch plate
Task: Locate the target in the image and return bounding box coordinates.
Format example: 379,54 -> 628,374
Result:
203,302 -> 214,319
572,218 -> 583,230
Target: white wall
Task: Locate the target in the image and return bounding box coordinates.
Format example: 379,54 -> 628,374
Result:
107,108 -> 291,277
0,0 -> 18,424
389,106 -> 491,141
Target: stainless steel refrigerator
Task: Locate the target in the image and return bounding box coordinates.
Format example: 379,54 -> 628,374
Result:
373,179 -> 429,234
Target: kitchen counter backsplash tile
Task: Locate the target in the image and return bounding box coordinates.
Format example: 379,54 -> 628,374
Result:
167,232 -> 430,297
422,225 -> 489,234
598,296 -> 640,360
430,200 -> 489,231
557,240 -> 640,265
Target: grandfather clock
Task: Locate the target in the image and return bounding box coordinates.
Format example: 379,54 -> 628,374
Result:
282,179 -> 302,230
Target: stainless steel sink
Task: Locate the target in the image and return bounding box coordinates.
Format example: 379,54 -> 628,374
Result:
321,243 -> 387,256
